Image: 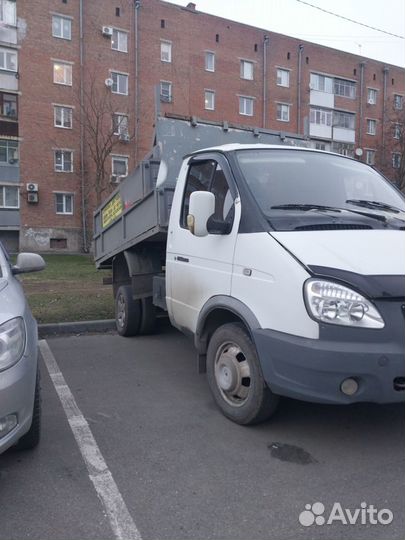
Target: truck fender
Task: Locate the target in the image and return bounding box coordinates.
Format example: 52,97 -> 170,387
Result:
195,295 -> 261,373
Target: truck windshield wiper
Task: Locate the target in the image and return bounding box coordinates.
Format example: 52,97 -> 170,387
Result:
346,199 -> 403,214
270,203 -> 342,212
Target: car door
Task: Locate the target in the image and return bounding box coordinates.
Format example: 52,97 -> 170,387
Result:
167,153 -> 240,333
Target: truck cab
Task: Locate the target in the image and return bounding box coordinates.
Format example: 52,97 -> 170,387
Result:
165,144 -> 405,424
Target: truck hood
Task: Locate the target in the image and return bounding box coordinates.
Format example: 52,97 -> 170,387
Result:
271,230 -> 405,275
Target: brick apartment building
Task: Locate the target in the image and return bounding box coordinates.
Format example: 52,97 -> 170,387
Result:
0,0 -> 403,252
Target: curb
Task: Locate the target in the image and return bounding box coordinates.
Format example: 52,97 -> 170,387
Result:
38,319 -> 116,338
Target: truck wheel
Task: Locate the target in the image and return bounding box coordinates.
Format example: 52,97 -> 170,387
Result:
16,368 -> 41,450
139,297 -> 156,335
206,323 -> 279,425
115,285 -> 141,336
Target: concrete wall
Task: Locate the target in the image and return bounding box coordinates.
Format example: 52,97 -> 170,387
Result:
19,226 -> 82,252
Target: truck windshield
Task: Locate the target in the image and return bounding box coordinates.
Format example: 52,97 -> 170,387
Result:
235,149 -> 405,230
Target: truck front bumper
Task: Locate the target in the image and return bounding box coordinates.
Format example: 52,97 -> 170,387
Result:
253,328 -> 405,404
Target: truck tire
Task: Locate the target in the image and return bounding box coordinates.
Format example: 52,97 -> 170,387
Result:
139,297 -> 156,335
16,368 -> 41,450
206,323 -> 279,425
115,285 -> 142,336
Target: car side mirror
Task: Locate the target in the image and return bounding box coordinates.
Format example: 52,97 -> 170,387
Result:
187,191 -> 215,237
12,253 -> 46,275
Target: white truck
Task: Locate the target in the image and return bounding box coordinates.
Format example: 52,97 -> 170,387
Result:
94,114 -> 405,425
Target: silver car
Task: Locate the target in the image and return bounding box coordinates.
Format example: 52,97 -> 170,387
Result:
0,244 -> 45,454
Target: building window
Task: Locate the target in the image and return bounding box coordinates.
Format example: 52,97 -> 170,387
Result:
55,193 -> 73,214
52,15 -> 72,40
54,106 -> 73,129
205,51 -> 215,72
334,78 -> 356,99
0,48 -> 17,72
0,185 -> 18,208
240,60 -> 254,80
0,92 -> 17,118
204,90 -> 215,110
160,41 -> 172,63
160,81 -> 172,102
111,72 -> 128,95
0,139 -> 18,164
392,153 -> 401,169
113,113 -> 129,135
111,29 -> 128,53
276,103 -> 290,122
333,111 -> 355,130
0,1 -> 16,26
54,150 -> 73,172
394,94 -> 403,110
366,119 -> 377,135
50,238 -> 67,249
310,107 -> 332,126
365,149 -> 375,165
315,142 -> 327,151
310,73 -> 333,93
332,142 -> 354,157
367,88 -> 377,105
239,96 -> 254,116
393,123 -> 401,139
276,68 -> 290,87
53,62 -> 72,85
112,156 -> 128,180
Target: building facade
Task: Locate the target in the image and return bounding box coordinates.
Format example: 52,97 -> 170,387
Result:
0,0 -> 20,252
5,0 -> 404,252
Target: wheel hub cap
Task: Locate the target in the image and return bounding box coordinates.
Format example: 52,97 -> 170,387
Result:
218,361 -> 238,392
214,343 -> 251,406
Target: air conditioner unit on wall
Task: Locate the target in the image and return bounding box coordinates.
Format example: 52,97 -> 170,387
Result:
26,182 -> 38,192
102,26 -> 113,37
119,133 -> 130,142
27,192 -> 38,203
110,175 -> 122,184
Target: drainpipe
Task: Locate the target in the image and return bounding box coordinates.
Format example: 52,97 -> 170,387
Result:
358,62 -> 365,152
134,0 -> 141,162
262,35 -> 269,128
297,44 -> 304,135
79,0 -> 88,252
382,66 -> 389,168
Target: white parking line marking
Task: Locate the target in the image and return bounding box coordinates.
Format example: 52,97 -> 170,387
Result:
39,339 -> 142,540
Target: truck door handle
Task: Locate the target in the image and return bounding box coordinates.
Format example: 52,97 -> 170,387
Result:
176,256 -> 189,263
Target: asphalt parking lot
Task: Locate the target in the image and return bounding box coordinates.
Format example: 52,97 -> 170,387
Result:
0,322 -> 404,540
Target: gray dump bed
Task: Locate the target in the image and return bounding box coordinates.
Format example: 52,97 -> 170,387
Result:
93,115 -> 305,267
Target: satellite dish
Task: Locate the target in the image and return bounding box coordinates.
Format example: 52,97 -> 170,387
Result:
355,148 -> 363,157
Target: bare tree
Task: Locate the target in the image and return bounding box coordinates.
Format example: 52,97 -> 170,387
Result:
74,73 -> 133,250
377,106 -> 405,193
389,108 -> 405,193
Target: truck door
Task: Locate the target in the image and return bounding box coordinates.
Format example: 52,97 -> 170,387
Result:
167,154 -> 240,333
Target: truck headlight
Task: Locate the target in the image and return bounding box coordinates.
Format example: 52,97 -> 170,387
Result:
0,318 -> 26,371
304,279 -> 384,329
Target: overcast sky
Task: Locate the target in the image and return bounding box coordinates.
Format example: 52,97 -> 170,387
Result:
165,0 -> 405,67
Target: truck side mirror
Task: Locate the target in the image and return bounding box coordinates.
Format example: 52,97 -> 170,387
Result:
206,216 -> 233,235
187,191 -> 215,237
